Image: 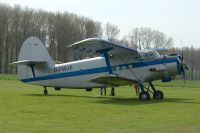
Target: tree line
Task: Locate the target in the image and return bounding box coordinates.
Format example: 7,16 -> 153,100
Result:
0,3 -> 102,74
0,3 -> 199,80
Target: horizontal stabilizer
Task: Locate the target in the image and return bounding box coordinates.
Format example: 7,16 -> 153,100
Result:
11,60 -> 47,66
89,74 -> 137,87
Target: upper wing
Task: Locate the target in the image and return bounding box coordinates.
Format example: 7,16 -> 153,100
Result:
68,38 -> 141,60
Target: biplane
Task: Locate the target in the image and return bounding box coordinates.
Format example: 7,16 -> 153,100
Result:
12,37 -> 189,100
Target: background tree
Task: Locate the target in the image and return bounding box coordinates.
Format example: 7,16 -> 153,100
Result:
0,3 -> 103,74
130,27 -> 173,50
104,22 -> 120,42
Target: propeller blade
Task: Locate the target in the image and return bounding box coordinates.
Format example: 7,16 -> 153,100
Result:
181,51 -> 184,61
182,68 -> 186,86
183,63 -> 190,70
180,51 -> 189,86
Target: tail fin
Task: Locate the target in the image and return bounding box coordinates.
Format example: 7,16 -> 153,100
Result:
14,36 -> 55,80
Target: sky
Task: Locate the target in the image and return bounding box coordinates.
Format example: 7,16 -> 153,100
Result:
1,0 -> 200,48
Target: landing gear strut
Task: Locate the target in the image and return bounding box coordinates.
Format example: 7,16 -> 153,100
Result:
149,82 -> 164,99
44,86 -> 48,95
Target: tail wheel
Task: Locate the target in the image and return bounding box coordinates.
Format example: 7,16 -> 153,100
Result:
153,90 -> 164,99
139,91 -> 150,101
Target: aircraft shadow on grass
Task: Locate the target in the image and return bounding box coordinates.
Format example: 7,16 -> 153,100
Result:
92,97 -> 199,106
25,94 -> 199,106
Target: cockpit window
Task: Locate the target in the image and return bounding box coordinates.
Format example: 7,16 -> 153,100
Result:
152,51 -> 160,58
139,50 -> 160,60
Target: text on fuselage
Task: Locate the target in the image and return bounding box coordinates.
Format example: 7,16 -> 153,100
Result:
54,65 -> 72,72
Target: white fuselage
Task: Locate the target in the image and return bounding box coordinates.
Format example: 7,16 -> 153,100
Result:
20,56 -> 180,89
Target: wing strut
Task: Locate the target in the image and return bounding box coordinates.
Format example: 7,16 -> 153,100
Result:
28,64 -> 36,78
96,48 -> 113,74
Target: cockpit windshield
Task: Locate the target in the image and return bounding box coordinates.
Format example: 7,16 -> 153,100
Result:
139,50 -> 160,60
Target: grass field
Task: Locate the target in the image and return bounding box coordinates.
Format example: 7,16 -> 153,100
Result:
0,75 -> 200,133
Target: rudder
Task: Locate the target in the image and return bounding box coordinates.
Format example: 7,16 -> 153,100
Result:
16,36 -> 55,80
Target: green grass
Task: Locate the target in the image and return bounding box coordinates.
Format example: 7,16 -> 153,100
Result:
0,76 -> 200,133
0,74 -> 18,80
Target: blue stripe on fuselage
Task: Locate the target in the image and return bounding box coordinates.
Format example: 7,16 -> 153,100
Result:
21,67 -> 108,83
21,58 -> 178,83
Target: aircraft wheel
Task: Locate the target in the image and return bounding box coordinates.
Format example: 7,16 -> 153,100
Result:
153,90 -> 164,99
139,91 -> 150,101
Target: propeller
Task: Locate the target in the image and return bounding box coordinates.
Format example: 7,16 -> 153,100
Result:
180,52 -> 190,86
181,52 -> 186,85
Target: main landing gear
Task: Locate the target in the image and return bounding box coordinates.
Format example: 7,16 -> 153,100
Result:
138,82 -> 164,101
